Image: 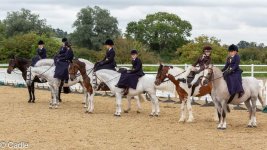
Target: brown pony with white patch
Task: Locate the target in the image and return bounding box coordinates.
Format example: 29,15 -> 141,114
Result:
69,59 -> 94,113
155,64 -> 212,122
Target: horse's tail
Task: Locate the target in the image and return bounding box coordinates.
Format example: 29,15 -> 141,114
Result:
258,87 -> 266,107
138,94 -> 146,103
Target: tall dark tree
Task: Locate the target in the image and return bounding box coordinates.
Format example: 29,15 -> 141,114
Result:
3,8 -> 52,37
52,28 -> 68,38
125,12 -> 192,53
0,20 -> 5,41
237,40 -> 250,49
71,6 -> 120,50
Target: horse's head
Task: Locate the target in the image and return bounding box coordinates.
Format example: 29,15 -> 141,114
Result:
201,66 -> 213,86
7,57 -> 17,74
155,63 -> 173,86
68,62 -> 79,81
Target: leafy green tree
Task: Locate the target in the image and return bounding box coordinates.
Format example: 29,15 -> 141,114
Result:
0,33 -> 60,62
71,6 -> 120,50
74,37 -> 159,64
125,12 -> 192,53
237,40 -> 250,49
52,28 -> 68,38
114,37 -> 159,64
3,8 -> 52,37
0,20 -> 5,42
174,35 -> 228,64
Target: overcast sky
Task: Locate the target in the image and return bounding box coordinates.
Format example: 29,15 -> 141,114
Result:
1,0 -> 267,45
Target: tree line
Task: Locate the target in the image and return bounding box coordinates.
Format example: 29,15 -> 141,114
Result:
0,6 -> 266,64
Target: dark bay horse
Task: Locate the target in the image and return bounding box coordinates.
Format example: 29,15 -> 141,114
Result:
7,57 -> 63,103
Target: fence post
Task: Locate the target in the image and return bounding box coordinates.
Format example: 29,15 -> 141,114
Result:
184,64 -> 188,70
251,64 -> 254,77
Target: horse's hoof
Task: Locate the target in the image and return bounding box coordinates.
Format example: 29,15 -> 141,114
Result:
221,127 -> 226,130
186,119 -> 194,123
32,101 -> 35,103
217,127 -> 221,130
124,110 -> 129,113
136,111 -> 141,114
28,101 -> 31,103
49,106 -> 52,109
88,111 -> 93,114
82,102 -> 85,104
247,125 -> 253,128
149,114 -> 154,117
178,119 -> 185,122
114,114 -> 121,117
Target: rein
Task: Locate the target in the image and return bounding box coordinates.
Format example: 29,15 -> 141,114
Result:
27,63 -> 54,82
161,70 -> 186,83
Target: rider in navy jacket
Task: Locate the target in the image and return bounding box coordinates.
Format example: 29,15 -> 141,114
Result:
222,44 -> 244,98
94,39 -> 116,71
31,40 -> 47,66
116,50 -> 145,95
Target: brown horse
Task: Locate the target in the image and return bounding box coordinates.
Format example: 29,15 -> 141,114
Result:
155,64 -> 213,122
7,56 -> 63,103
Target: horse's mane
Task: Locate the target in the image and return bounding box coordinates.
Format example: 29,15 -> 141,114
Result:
15,57 -> 31,65
73,59 -> 86,68
35,59 -> 54,67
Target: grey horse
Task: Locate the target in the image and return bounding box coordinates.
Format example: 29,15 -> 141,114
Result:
199,66 -> 265,129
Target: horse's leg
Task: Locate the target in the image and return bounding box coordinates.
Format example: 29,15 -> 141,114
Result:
88,93 -> 95,113
220,102 -> 227,129
124,96 -> 132,113
31,82 -> 35,103
54,84 -> 59,108
58,85 -> 62,102
186,98 -> 194,122
211,96 -> 219,122
179,100 -> 186,122
135,96 -> 142,113
251,98 -> 257,127
215,100 -> 223,129
244,100 -> 253,127
27,85 -> 32,103
114,92 -> 122,116
154,94 -> 160,116
49,85 -> 55,109
149,94 -> 156,116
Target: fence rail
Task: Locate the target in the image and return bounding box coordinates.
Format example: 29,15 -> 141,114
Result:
1,64 -> 267,77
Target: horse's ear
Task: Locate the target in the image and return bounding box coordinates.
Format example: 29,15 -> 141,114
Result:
170,66 -> 173,69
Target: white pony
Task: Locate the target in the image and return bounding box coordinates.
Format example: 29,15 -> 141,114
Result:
200,66 -> 266,129
28,59 -> 143,113
95,69 -> 162,116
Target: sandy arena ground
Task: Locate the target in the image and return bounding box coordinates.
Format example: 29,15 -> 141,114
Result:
0,86 -> 267,150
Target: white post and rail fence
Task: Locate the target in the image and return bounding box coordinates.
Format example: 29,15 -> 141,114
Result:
1,64 -> 267,105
